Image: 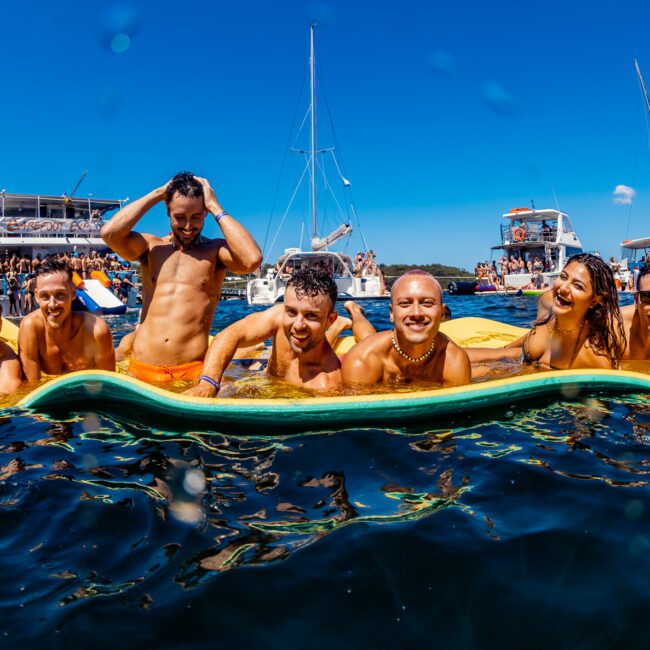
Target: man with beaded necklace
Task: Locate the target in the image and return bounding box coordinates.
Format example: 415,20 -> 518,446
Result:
341,270 -> 471,388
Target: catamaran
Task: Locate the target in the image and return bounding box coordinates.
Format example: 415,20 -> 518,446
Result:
246,26 -> 386,306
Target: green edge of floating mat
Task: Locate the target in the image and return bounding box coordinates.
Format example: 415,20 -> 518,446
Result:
14,369 -> 650,431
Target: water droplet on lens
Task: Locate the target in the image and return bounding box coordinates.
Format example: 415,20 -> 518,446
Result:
111,34 -> 131,54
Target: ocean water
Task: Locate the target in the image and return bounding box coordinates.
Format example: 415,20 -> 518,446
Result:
2,293 -> 650,649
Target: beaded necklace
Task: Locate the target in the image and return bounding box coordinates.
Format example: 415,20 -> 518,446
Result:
391,331 -> 436,363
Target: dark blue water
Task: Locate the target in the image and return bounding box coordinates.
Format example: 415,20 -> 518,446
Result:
2,293 -> 649,650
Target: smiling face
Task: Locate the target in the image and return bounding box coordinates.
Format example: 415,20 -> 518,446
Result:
282,286 -> 337,355
167,193 -> 207,248
36,271 -> 75,329
552,261 -> 598,318
390,275 -> 443,346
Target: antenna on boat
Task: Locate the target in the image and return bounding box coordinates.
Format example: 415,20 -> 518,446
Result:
530,199 -> 536,210
635,59 -> 650,114
310,23 -> 318,241
67,170 -> 88,199
550,186 -> 561,211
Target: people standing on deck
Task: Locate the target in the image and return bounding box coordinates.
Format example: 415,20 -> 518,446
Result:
468,253 -> 626,372
22,275 -> 35,313
18,256 -> 29,274
31,255 -> 42,275
621,265 -> 650,361
341,270 -> 471,388
184,269 -> 375,397
100,171 -> 261,384
18,258 -> 115,381
7,273 -> 21,317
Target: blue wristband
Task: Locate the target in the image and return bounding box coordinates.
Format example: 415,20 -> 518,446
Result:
215,210 -> 229,223
198,375 -> 220,392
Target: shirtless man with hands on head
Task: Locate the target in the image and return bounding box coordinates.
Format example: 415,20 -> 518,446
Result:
341,270 -> 471,388
101,172 -> 262,384
18,259 -> 115,382
184,269 -> 373,396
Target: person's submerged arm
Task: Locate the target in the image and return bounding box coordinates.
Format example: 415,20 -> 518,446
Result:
183,306 -> 281,397
101,185 -> 165,261
196,178 -> 262,274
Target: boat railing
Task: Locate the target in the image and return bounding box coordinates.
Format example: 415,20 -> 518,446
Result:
500,223 -> 557,245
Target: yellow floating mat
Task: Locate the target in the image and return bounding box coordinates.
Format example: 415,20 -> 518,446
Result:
11,317 -> 650,433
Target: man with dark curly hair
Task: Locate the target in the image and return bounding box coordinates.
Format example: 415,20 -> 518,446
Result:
184,268 -> 374,396
101,172 -> 261,384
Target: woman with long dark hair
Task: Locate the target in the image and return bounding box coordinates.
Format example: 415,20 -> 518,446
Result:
468,253 -> 627,370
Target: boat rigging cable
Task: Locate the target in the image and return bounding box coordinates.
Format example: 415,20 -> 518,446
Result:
317,65 -> 370,253
625,59 -> 650,240
261,71 -> 309,260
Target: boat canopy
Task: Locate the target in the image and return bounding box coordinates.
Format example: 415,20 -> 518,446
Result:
620,237 -> 650,250
502,208 -> 566,223
1,193 -> 122,219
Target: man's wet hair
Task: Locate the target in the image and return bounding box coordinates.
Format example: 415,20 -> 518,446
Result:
165,171 -> 204,204
287,268 -> 338,309
36,258 -> 72,281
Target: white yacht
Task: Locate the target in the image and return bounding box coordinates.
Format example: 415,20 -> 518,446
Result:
490,207 -> 584,289
616,237 -> 650,290
246,26 -> 385,306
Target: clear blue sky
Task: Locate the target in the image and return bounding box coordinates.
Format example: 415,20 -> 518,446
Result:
2,0 -> 650,270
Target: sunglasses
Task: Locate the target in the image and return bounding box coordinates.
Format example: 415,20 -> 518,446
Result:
637,290 -> 650,305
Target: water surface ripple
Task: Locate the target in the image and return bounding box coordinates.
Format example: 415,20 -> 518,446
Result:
1,294 -> 649,649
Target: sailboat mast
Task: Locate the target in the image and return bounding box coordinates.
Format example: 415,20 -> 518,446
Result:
310,24 -> 317,240
635,59 -> 650,114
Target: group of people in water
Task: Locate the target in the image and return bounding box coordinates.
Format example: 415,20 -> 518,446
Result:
0,170 -> 648,398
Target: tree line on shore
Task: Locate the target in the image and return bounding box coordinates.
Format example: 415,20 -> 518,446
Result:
378,263 -> 472,280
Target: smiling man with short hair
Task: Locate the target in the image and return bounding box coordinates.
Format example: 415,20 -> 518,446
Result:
342,270 -> 470,388
18,259 -> 115,381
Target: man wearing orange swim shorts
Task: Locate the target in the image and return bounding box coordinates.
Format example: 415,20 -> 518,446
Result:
101,172 -> 261,384
19,259 -> 115,381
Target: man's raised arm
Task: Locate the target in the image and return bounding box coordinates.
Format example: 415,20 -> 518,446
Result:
101,185 -> 166,261
196,178 -> 262,274
183,305 -> 282,398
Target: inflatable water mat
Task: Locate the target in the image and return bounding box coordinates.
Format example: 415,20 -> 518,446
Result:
13,317 -> 650,432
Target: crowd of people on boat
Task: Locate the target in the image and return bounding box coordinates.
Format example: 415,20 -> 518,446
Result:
474,254 -> 552,290
2,251 -> 135,317
0,171 -> 648,399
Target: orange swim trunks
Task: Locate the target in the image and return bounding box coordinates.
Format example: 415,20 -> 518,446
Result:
128,357 -> 204,384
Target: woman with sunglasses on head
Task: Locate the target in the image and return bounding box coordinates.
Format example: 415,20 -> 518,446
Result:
468,253 -> 627,371
621,265 -> 650,361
